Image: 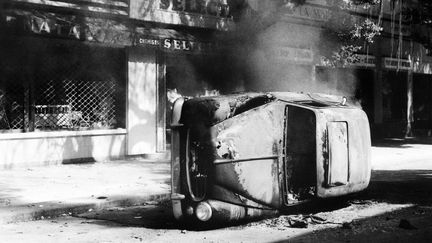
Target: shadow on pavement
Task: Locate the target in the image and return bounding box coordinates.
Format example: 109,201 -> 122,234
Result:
273,205 -> 432,243
77,201 -> 179,229
271,169 -> 432,242
364,170 -> 432,205
76,169 -> 432,239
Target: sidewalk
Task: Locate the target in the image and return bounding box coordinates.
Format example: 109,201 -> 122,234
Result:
372,137 -> 432,170
1,137 -> 432,224
0,159 -> 171,224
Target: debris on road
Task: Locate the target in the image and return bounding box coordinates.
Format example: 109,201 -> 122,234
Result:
258,214 -> 334,230
398,219 -> 418,230
288,216 -> 309,228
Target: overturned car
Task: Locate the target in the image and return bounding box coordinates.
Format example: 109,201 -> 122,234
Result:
170,92 -> 371,223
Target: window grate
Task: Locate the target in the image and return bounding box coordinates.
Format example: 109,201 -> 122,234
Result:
1,40 -> 125,133
34,78 -> 117,130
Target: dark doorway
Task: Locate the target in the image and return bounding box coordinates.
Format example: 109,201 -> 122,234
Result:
413,73 -> 432,130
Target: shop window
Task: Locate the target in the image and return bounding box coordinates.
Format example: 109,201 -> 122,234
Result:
0,38 -> 126,132
34,78 -> 119,131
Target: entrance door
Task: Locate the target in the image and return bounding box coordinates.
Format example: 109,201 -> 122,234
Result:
159,54 -> 203,152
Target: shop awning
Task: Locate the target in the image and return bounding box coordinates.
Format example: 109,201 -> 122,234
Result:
1,9 -> 223,52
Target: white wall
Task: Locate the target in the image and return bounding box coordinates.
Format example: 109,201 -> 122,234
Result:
127,48 -> 158,155
0,130 -> 126,169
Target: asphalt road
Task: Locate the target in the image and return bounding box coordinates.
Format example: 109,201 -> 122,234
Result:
1,141 -> 432,243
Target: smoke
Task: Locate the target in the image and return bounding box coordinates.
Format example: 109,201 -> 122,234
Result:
165,54 -> 229,99
222,1 -> 361,97
166,1 -> 367,101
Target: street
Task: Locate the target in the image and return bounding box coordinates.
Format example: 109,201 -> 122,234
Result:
1,139 -> 432,243
2,0 -> 432,242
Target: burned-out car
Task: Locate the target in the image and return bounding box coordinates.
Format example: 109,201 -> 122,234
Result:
170,92 -> 371,223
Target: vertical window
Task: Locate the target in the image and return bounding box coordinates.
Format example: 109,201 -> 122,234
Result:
0,38 -> 126,132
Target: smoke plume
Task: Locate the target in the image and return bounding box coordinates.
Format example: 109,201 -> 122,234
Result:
221,1 -> 361,97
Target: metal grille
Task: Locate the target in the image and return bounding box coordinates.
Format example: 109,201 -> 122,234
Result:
1,38 -> 125,132
65,79 -> 117,129
35,78 -> 117,130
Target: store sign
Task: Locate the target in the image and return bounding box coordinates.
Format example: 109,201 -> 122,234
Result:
352,54 -> 376,67
159,0 -> 230,17
137,38 -> 161,46
135,37 -> 217,53
384,57 -> 412,70
271,47 -> 313,63
3,11 -> 133,45
283,5 -> 331,22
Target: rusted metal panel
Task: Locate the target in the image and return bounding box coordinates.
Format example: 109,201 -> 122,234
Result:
315,107 -> 371,198
170,97 -> 187,220
211,102 -> 285,208
210,185 -> 273,210
327,121 -> 349,186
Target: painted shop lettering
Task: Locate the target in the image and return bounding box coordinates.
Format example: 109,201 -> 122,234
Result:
163,39 -> 199,51
136,37 -> 214,52
139,38 -> 160,45
159,0 -> 230,17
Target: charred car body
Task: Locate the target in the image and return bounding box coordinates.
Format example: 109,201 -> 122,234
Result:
170,92 -> 371,223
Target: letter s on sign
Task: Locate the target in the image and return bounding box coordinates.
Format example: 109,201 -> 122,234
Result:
164,39 -> 172,49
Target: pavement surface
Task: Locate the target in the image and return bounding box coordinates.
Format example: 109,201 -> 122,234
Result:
0,158 -> 171,224
1,137 -> 432,243
372,137 -> 432,170
0,139 -> 432,243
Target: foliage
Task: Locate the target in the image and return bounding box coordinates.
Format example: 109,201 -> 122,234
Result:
320,0 -> 382,67
350,18 -> 383,43
233,0 -> 384,67
328,0 -> 381,10
321,45 -> 362,67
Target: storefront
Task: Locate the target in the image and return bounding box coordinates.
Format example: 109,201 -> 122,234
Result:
0,4 -> 231,167
129,31 -> 235,155
0,10 -> 130,167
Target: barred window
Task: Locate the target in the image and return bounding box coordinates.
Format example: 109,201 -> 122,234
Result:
34,78 -> 118,131
0,38 -> 126,132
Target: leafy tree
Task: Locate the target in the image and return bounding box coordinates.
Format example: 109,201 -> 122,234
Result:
320,0 -> 383,67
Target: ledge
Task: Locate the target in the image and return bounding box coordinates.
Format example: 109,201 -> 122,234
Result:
0,128 -> 127,140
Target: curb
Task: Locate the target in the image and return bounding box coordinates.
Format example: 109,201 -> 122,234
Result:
0,193 -> 171,224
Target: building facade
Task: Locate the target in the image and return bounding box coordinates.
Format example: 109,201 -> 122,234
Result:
0,0 -> 234,167
242,0 -> 432,138
1,0 -> 431,167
